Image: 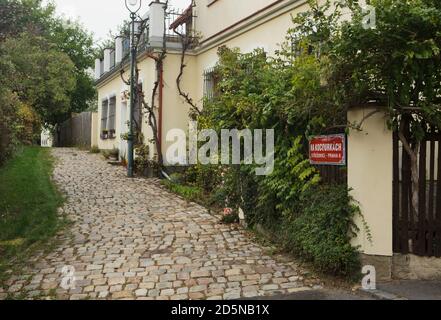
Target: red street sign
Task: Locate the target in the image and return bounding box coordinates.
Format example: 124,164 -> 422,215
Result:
309,134 -> 346,166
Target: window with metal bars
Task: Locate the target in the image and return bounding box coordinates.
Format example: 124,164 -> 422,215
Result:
203,67 -> 220,104
291,31 -> 319,58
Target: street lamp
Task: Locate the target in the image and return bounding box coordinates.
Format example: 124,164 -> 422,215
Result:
125,0 -> 142,178
125,0 -> 142,12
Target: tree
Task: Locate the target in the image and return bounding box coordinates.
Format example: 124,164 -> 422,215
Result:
0,33 -> 76,125
330,0 -> 441,219
0,0 -> 96,163
0,0 -> 97,118
0,87 -> 23,163
49,18 -> 97,113
0,0 -> 55,40
279,0 -> 441,219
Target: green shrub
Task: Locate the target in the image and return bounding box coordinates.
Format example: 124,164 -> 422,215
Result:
160,7 -> 373,278
162,180 -> 203,203
169,173 -> 184,184
281,184 -> 361,277
181,164 -> 222,194
221,212 -> 240,224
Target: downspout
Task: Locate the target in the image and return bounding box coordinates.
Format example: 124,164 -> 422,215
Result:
158,62 -> 164,163
159,61 -> 171,181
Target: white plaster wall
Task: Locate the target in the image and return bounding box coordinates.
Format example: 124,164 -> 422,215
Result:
135,53 -> 197,162
348,107 -> 393,257
194,0 -> 291,41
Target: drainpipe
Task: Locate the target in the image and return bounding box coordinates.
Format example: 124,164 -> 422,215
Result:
158,62 -> 164,161
158,64 -> 169,181
161,169 -> 171,181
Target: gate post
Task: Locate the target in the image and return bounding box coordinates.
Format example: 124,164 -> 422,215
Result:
348,106 -> 393,281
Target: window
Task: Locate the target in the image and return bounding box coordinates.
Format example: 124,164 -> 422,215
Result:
101,98 -> 116,140
108,97 -> 117,137
203,67 -> 220,103
291,31 -> 318,59
101,99 -> 108,134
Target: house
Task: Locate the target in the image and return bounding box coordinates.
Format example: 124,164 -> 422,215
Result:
94,0 -> 441,281
94,0 -> 323,162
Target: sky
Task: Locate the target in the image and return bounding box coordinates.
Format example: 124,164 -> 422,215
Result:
44,0 -> 191,44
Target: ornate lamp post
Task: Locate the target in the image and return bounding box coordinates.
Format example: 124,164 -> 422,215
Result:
125,0 -> 142,178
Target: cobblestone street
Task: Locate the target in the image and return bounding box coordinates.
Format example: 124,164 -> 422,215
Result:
1,148 -> 322,300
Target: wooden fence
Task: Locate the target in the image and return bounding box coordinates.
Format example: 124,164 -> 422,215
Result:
55,112 -> 92,148
393,130 -> 441,257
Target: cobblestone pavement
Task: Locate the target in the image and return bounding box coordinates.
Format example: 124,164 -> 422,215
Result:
1,148 -> 323,300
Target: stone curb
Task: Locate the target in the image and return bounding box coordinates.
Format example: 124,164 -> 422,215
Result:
358,288 -> 408,300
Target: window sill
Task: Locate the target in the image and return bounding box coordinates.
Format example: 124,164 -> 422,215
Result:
101,130 -> 116,140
